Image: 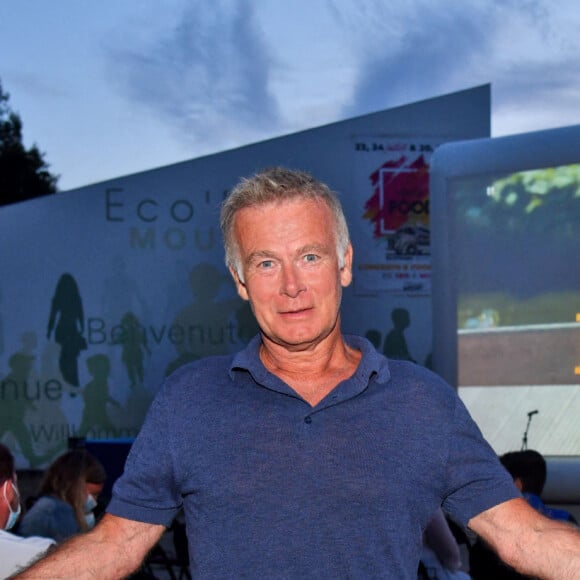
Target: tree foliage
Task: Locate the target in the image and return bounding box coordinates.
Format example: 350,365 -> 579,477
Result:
0,80 -> 58,206
456,164 -> 580,241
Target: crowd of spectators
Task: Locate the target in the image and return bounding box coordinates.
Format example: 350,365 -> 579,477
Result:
0,444 -> 106,577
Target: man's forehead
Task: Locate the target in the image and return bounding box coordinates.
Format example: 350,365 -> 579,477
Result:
234,199 -> 336,256
234,199 -> 333,236
237,196 -> 329,215
235,198 -> 330,234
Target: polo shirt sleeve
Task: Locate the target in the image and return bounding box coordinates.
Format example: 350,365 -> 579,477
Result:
107,380 -> 182,527
441,393 -> 520,528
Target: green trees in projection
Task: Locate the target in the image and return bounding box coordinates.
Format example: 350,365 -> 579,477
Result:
490,165 -> 580,235
0,79 -> 58,207
456,164 -> 580,327
458,165 -> 580,238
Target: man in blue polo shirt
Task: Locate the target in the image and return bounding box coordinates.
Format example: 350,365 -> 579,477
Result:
16,168 -> 580,579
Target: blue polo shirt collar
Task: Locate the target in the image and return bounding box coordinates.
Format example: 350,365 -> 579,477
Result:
230,334 -> 391,404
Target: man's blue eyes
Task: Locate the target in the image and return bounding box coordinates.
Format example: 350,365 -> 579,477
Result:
257,255 -> 318,269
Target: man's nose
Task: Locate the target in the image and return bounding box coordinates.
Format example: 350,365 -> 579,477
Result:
280,263 -> 305,297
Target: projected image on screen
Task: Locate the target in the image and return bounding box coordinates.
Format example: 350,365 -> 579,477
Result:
451,163 -> 580,455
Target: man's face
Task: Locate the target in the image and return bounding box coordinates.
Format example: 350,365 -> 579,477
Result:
230,198 -> 352,351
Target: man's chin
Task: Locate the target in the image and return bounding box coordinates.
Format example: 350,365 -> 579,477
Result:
263,330 -> 330,352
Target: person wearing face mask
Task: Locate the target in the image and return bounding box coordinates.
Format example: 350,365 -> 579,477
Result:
17,449 -> 106,543
0,443 -> 55,578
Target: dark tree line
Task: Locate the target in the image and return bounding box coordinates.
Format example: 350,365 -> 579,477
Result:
0,79 -> 58,207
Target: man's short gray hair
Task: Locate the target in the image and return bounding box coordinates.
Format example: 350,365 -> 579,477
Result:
220,167 -> 350,278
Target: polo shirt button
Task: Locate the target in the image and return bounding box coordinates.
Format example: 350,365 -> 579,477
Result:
304,416 -> 312,424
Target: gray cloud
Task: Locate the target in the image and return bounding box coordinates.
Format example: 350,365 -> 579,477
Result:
497,58 -> 580,101
340,3 -> 495,116
492,55 -> 580,133
108,0 -> 279,149
338,0 -> 555,119
105,0 -> 580,154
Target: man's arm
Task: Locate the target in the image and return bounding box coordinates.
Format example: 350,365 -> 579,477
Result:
469,497 -> 580,579
12,513 -> 166,579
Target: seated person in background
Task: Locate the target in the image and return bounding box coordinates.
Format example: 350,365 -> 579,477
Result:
0,443 -> 55,578
17,449 -> 106,542
420,508 -> 470,579
470,449 -> 577,579
501,449 -> 578,524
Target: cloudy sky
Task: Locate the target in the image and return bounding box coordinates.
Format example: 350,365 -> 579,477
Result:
2,0 -> 580,191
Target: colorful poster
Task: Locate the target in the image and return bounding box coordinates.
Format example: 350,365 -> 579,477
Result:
351,137 -> 441,295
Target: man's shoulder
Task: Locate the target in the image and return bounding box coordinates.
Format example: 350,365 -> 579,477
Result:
345,333 -> 456,399
384,356 -> 455,394
168,352 -> 235,378
161,352 -> 239,398
166,337 -> 261,385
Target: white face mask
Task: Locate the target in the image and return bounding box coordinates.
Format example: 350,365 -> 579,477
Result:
3,480 -> 21,531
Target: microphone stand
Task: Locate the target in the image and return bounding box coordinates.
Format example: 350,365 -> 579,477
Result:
521,411 -> 538,451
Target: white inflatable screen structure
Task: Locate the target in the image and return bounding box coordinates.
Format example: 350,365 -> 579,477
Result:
430,124 -> 580,458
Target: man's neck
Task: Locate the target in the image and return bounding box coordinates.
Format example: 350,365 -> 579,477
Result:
259,332 -> 362,406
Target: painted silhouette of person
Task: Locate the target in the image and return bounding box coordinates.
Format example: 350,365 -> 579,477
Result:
166,263 -> 243,376
112,312 -> 151,389
383,307 -> 416,362
25,340 -> 69,466
235,301 -> 260,344
79,354 -> 120,438
47,273 -> 87,386
101,255 -> 148,330
0,353 -> 44,467
365,329 -> 382,350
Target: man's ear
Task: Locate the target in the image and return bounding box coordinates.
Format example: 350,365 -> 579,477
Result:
229,266 -> 249,301
513,477 -> 524,491
340,243 -> 354,288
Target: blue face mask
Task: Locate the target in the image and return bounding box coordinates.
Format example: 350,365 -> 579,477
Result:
3,480 -> 21,531
84,493 -> 97,513
84,494 -> 98,529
